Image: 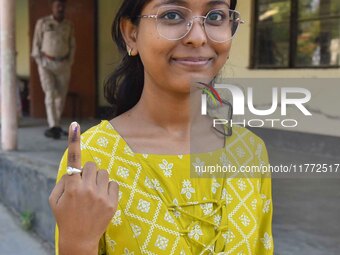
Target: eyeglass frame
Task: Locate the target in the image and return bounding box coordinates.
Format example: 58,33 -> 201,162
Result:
137,5 -> 245,43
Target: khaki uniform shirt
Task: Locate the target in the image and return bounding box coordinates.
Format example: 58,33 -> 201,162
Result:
32,15 -> 75,66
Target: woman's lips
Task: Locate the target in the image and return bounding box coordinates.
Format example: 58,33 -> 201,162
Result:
171,57 -> 213,67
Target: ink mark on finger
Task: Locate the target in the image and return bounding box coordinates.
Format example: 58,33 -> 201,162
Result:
68,153 -> 80,163
72,125 -> 78,143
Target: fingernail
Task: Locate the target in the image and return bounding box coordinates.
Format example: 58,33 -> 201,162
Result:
71,122 -> 78,142
110,181 -> 119,190
71,121 -> 78,132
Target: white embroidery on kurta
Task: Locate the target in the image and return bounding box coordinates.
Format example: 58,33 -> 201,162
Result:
222,230 -> 235,244
214,214 -> 222,227
111,210 -> 122,226
181,180 -> 195,199
105,234 -> 116,251
260,232 -> 272,250
251,199 -> 257,210
117,166 -> 129,179
106,123 -> 113,130
237,179 -> 247,191
93,156 -> 102,166
164,211 -> 175,224
159,159 -> 173,177
144,176 -> 153,189
144,177 -> 164,193
137,199 -> 151,213
188,223 -> 203,240
236,146 -> 246,158
211,178 -> 221,194
155,235 -> 169,250
200,199 -> 213,216
220,152 -> 231,166
122,247 -> 134,255
130,223 -> 141,238
221,188 -> 233,204
256,143 -> 263,159
172,198 -> 181,218
192,157 -> 205,168
97,137 -> 108,147
249,136 -> 255,145
239,214 -> 250,226
151,179 -> 164,193
263,199 -> 271,213
124,145 -> 134,156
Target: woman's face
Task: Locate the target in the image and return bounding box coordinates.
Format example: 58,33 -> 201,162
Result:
127,0 -> 232,94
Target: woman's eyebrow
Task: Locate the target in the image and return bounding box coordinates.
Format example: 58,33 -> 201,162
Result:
207,0 -> 230,8
153,0 -> 230,9
154,0 -> 188,9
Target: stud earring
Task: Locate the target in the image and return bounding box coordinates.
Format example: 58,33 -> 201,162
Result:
128,48 -> 133,56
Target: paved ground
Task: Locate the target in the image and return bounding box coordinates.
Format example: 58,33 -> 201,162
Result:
1,117 -> 339,254
0,202 -> 52,255
12,117 -> 99,167
271,159 -> 340,255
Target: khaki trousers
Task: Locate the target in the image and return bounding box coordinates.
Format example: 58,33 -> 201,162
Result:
37,59 -> 71,128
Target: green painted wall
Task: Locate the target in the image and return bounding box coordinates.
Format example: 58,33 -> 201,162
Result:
16,0 -> 30,77
97,0 -> 122,107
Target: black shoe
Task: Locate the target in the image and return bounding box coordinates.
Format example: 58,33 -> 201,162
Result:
55,127 -> 69,136
44,127 -> 61,139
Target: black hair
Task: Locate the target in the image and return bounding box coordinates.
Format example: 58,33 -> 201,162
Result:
104,0 -> 238,117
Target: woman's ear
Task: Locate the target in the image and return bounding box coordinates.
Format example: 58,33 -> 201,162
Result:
120,18 -> 138,56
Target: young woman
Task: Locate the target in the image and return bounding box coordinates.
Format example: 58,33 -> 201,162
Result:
49,0 -> 274,254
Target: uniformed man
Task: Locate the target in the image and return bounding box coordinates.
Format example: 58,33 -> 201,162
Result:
31,0 -> 75,139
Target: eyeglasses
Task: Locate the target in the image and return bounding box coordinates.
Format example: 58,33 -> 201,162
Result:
138,5 -> 244,43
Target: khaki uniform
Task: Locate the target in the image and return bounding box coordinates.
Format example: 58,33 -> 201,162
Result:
32,15 -> 75,128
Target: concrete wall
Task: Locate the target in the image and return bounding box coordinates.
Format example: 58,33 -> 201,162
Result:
0,153 -> 56,245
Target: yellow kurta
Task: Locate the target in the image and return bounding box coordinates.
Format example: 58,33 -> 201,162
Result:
56,120 -> 274,255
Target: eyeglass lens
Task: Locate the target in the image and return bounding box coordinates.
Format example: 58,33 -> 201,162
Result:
156,6 -> 241,42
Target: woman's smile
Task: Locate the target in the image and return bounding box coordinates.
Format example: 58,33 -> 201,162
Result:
171,56 -> 214,69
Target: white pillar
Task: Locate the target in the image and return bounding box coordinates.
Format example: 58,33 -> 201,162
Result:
0,0 -> 18,151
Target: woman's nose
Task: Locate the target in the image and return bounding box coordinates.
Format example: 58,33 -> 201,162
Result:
182,17 -> 208,47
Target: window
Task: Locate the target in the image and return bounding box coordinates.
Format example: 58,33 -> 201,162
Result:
253,0 -> 340,68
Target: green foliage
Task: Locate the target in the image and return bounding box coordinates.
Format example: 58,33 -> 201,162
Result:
20,211 -> 34,231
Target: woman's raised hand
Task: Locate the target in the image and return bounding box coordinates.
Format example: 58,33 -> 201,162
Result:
49,122 -> 119,254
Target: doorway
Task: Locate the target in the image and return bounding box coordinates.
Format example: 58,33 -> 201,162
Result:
28,0 -> 96,119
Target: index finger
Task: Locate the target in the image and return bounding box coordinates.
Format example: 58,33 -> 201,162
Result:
67,121 -> 81,170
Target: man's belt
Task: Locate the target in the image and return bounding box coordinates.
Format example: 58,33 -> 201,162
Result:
42,52 -> 69,62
